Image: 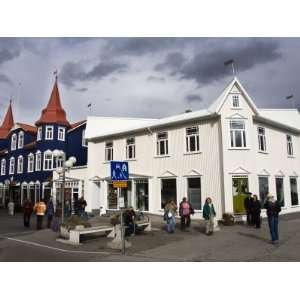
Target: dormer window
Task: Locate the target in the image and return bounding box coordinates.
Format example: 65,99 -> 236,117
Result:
37,127 -> 42,141
11,134 -> 17,150
9,157 -> 15,174
45,126 -> 54,140
58,127 -> 65,141
18,131 -> 24,149
232,95 -> 240,108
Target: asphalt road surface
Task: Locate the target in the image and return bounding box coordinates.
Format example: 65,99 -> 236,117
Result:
1,209 -> 300,261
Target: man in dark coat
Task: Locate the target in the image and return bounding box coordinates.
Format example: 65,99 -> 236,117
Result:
244,192 -> 253,226
264,194 -> 281,244
23,199 -> 34,228
251,195 -> 261,228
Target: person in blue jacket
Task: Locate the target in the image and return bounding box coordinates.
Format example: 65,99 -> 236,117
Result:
203,197 -> 216,235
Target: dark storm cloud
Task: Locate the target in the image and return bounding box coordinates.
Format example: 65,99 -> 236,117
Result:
0,73 -> 12,85
147,75 -> 166,82
60,62 -> 85,88
156,39 -> 282,85
154,52 -> 186,73
0,38 -> 22,65
185,94 -> 202,104
60,60 -> 127,88
86,61 -> 127,80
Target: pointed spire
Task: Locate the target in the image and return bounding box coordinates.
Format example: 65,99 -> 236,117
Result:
35,77 -> 70,127
0,100 -> 14,139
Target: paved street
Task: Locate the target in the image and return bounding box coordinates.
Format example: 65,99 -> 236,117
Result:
0,209 -> 300,261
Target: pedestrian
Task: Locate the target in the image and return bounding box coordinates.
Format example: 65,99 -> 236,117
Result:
203,197 -> 216,235
78,197 -> 87,217
164,200 -> 177,233
33,199 -> 46,230
45,198 -> 55,228
264,194 -> 281,244
179,197 -> 194,231
8,200 -> 15,216
124,207 -> 136,236
251,194 -> 261,229
244,192 -> 253,226
23,199 -> 34,227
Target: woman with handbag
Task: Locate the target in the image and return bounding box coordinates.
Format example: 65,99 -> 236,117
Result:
164,200 -> 177,233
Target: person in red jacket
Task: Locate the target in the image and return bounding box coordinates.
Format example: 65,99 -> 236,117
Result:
23,199 -> 34,228
179,197 -> 194,231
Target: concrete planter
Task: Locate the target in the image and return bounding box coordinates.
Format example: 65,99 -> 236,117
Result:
60,226 -> 70,239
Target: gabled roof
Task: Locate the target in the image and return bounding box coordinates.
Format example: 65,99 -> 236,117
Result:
208,77 -> 259,115
16,123 -> 37,134
68,120 -> 86,133
0,101 -> 14,139
35,78 -> 70,127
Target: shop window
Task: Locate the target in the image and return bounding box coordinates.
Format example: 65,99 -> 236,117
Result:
259,176 -> 269,206
161,178 -> 177,209
290,177 -> 298,206
135,180 -> 149,211
275,177 -> 285,207
187,177 -> 201,210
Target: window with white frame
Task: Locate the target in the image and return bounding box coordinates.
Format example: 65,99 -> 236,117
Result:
35,151 -> 42,171
58,127 -> 65,141
258,127 -> 267,152
186,126 -> 200,153
230,120 -> 247,148
37,127 -> 42,141
43,152 -> 53,170
11,134 -> 17,150
27,153 -> 34,172
55,155 -> 64,168
105,142 -> 113,161
9,157 -> 15,174
287,135 -> 294,156
17,156 -> 23,174
82,129 -> 87,147
45,126 -> 54,140
1,159 -> 6,175
156,132 -> 169,156
18,131 -> 24,149
232,95 -> 240,108
126,137 -> 136,159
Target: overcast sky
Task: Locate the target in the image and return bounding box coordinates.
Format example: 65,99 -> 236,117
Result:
0,37 -> 299,124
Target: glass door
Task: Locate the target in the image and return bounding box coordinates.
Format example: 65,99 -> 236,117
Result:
232,176 -> 249,214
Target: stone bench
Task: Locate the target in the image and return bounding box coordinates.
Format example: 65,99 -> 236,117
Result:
69,225 -> 115,245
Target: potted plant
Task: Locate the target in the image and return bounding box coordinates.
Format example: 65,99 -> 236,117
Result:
59,215 -> 91,239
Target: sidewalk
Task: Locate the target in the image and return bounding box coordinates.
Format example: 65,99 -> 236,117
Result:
1,209 -> 300,261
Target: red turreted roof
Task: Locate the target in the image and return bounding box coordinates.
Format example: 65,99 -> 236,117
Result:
0,101 -> 14,139
35,79 -> 70,127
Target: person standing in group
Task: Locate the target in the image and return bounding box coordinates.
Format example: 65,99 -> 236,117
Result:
23,199 -> 34,227
251,194 -> 261,229
244,192 -> 253,226
8,200 -> 15,216
33,199 -> 46,230
179,197 -> 194,231
203,197 -> 216,235
78,197 -> 87,217
164,200 -> 177,233
45,198 -> 55,229
264,194 -> 281,244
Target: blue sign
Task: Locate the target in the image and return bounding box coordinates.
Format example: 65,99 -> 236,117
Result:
110,161 -> 129,181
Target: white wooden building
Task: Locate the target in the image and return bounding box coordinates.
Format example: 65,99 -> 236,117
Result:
70,77 -> 300,219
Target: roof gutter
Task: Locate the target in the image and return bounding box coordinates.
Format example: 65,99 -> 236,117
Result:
253,115 -> 300,134
87,112 -> 219,142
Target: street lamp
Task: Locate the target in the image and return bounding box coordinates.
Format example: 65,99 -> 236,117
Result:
53,149 -> 77,223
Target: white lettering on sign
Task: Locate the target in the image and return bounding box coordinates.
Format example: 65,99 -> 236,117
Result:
122,164 -> 127,172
